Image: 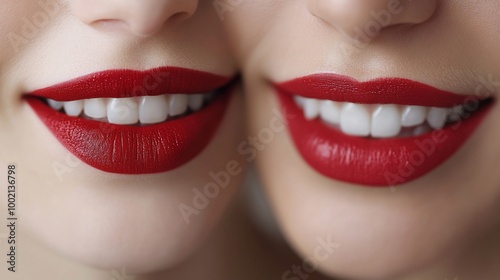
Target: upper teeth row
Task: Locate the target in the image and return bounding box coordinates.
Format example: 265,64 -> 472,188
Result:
295,96 -> 464,138
47,93 -> 210,125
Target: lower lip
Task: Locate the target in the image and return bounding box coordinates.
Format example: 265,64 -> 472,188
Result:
277,91 -> 492,187
27,89 -> 232,175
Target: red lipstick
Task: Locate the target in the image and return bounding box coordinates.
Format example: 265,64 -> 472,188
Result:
26,67 -> 234,175
29,67 -> 231,101
277,74 -> 470,107
275,74 -> 492,187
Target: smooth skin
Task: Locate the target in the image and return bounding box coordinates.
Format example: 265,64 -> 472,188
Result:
223,1 -> 500,279
0,0 -> 251,279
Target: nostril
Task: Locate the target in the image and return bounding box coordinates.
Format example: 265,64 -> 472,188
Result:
169,11 -> 192,22
71,0 -> 199,37
91,19 -> 129,33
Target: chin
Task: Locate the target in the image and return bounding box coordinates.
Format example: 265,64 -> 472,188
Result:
17,91 -> 246,274
251,87 -> 500,280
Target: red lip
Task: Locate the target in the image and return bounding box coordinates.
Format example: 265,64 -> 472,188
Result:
277,74 -> 472,107
275,74 -> 492,187
26,67 -> 234,175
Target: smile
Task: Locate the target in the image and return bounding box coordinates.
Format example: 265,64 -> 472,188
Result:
25,67 -> 235,175
275,74 -> 493,187
45,92 -> 215,125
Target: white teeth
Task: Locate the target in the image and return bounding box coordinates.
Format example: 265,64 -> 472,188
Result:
340,103 -> 371,137
188,94 -> 204,112
139,95 -> 169,124
447,105 -> 464,122
46,92 -> 212,125
453,105 -> 464,116
48,99 -> 63,110
401,106 -> 426,127
371,105 -> 401,138
294,96 -> 306,107
303,98 -> 320,120
107,98 -> 139,125
295,96 -> 467,138
427,107 -> 448,129
320,100 -> 341,125
413,125 -> 431,136
84,98 -> 107,119
63,100 -> 84,117
169,94 -> 189,117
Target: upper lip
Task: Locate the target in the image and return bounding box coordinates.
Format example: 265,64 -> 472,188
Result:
25,67 -> 236,175
274,73 -> 494,186
274,73 -> 474,107
27,67 -> 234,101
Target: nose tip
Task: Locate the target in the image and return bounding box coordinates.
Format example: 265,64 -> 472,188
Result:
308,0 -> 438,42
121,2 -> 197,37
71,0 -> 199,37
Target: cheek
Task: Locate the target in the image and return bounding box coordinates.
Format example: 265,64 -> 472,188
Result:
249,71 -> 500,279
0,1 -> 62,60
223,6 -> 277,66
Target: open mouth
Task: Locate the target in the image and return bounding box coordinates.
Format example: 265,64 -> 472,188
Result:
293,97 -> 467,138
43,92 -> 216,125
26,67 -> 235,175
275,74 -> 494,187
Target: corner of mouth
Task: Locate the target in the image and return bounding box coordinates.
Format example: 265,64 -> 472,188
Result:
271,74 -> 496,187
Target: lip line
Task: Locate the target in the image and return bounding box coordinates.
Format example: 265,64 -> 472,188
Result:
277,90 -> 493,186
26,87 -> 234,175
26,66 -> 236,102
274,73 -> 489,108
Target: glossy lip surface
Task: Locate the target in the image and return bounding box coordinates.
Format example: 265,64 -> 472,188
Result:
28,67 -> 232,100
275,74 -> 493,187
25,67 -> 235,175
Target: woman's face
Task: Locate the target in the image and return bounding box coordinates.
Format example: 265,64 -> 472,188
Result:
224,1 -> 500,279
0,0 -> 245,273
